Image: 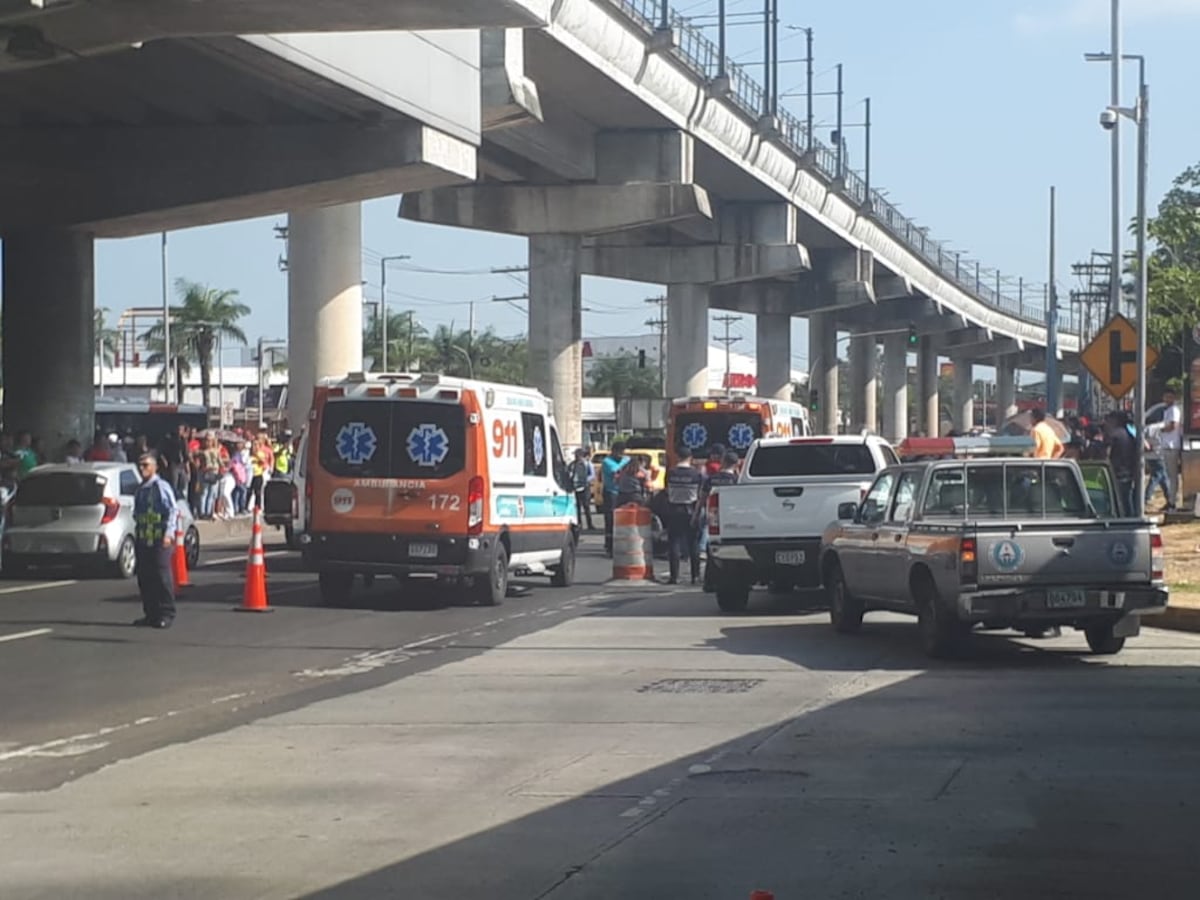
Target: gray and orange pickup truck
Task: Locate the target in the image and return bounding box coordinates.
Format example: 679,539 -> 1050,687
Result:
819,458 -> 1168,658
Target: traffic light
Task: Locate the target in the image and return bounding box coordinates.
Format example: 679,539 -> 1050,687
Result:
808,388 -> 819,412
637,349 -> 647,369
907,325 -> 919,348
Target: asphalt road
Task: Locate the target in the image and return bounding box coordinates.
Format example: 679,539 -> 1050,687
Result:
2,538 -> 1199,899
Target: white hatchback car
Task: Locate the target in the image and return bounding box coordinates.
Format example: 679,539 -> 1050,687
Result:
1,462 -> 200,579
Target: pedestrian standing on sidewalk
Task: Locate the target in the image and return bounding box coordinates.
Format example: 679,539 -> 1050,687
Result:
1158,388 -> 1183,510
664,448 -> 703,584
601,442 -> 628,557
132,452 -> 178,629
568,448 -> 594,531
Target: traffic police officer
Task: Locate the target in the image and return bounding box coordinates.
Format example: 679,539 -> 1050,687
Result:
664,448 -> 704,584
132,452 -> 179,629
273,430 -> 293,476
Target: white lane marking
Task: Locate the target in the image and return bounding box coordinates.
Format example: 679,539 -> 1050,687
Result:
202,550 -> 288,567
0,693 -> 252,763
0,627 -> 52,643
0,581 -> 77,596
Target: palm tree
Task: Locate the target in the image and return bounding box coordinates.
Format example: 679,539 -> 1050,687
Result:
94,308 -> 120,368
143,280 -> 249,409
362,310 -> 428,372
142,333 -> 194,402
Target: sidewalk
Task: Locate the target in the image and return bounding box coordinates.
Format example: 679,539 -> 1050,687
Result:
194,515 -> 264,549
1156,593 -> 1200,633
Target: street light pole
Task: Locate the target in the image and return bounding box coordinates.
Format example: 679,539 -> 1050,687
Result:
1108,0 -> 1122,323
834,63 -> 844,180
379,254 -> 410,372
161,232 -> 171,403
1134,79 -> 1150,516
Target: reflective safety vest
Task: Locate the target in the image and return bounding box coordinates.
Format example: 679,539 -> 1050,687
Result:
273,444 -> 291,474
665,464 -> 702,508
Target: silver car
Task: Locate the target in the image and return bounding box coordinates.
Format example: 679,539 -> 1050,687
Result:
1,463 -> 200,579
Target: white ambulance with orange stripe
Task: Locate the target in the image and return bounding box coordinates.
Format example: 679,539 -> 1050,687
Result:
300,372 -> 578,607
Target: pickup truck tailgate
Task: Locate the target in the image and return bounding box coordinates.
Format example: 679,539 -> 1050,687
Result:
718,480 -> 865,540
976,524 -> 1152,587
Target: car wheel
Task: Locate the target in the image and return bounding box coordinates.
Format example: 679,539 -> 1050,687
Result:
827,563 -> 864,635
715,574 -> 750,614
550,535 -> 575,587
474,544 -> 508,606
916,577 -> 968,659
1085,622 -> 1126,655
111,535 -> 137,579
184,526 -> 201,570
318,571 -> 355,607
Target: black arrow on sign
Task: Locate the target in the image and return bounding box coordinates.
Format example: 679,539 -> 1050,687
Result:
1109,330 -> 1137,384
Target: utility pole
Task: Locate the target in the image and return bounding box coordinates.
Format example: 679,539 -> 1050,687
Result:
160,232 -> 171,403
1109,0 -> 1122,323
834,63 -> 844,180
712,314 -> 743,397
805,27 -> 814,151
1046,186 -> 1059,416
379,254 -> 411,372
644,295 -> 667,397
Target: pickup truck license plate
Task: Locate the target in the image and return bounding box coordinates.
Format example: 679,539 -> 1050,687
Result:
409,542 -> 438,559
775,550 -> 806,566
1046,589 -> 1087,609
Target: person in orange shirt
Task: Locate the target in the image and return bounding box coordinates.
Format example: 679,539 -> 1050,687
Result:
1030,408 -> 1064,459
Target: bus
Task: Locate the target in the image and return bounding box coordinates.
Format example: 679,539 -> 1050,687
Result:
665,396 -> 812,468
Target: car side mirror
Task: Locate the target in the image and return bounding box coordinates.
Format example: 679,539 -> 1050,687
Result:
838,501 -> 858,521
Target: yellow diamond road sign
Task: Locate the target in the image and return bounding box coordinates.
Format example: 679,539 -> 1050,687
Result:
1079,313 -> 1159,400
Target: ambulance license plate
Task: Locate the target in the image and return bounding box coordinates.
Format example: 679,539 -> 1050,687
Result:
409,542 -> 438,559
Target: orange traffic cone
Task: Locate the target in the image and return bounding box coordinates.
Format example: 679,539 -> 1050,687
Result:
235,507 -> 272,613
171,525 -> 190,589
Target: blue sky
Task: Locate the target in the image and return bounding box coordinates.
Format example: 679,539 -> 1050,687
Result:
94,0 -> 1200,372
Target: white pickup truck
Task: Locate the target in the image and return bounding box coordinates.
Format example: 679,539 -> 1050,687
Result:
706,434 -> 898,613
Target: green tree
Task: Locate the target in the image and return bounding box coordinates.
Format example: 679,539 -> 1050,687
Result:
585,354 -> 660,403
142,280 -> 249,409
420,325 -> 527,382
142,333 -> 193,401
363,310 -> 429,372
1146,163 -> 1200,370
94,308 -> 120,368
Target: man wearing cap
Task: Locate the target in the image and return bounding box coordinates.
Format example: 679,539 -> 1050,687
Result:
132,452 -> 179,629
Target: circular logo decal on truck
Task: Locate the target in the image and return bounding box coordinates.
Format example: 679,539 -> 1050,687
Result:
331,488 -> 356,515
991,540 -> 1024,572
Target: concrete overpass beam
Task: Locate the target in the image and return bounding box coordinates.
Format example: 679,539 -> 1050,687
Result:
596,130 -> 693,185
952,357 -> 974,433
881,333 -> 909,443
581,243 -> 809,285
996,356 -> 1018,422
756,313 -> 792,401
481,28 -> 542,131
1,122 -> 477,237
666,285 -> 709,399
718,203 -> 797,245
286,203 -> 363,429
400,183 -> 712,236
808,312 -> 839,434
529,235 -> 583,446
2,229 -> 94,452
918,336 -> 940,437
875,272 -> 914,301
849,334 -> 878,433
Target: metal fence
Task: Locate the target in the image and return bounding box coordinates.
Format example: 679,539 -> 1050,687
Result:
601,0 -> 1078,336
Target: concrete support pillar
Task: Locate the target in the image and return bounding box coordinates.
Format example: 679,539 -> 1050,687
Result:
807,312 -> 838,434
881,333 -> 908,443
953,357 -> 974,433
2,228 -> 94,454
848,334 -> 877,433
996,356 -> 1017,422
529,234 -> 583,445
666,283 -> 709,399
1046,368 -> 1064,417
918,335 -> 939,438
755,312 -> 791,401
287,202 -> 364,429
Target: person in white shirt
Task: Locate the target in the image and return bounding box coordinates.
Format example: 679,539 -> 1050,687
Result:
1159,388 -> 1183,510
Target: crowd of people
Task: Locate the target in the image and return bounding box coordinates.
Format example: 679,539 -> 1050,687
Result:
567,440 -> 740,586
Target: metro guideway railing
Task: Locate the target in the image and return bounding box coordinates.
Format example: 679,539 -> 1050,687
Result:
604,0 -> 1079,336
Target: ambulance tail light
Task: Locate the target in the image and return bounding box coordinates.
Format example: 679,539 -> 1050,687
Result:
100,496 -> 121,525
959,537 -> 978,583
707,492 -> 720,536
365,386 -> 388,397
467,476 -> 485,535
327,387 -> 345,398
397,388 -> 418,398
1151,532 -> 1164,582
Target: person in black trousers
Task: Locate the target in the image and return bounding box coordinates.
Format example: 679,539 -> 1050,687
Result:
132,452 -> 179,629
